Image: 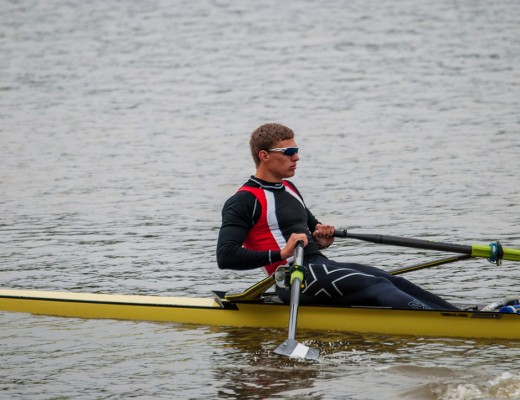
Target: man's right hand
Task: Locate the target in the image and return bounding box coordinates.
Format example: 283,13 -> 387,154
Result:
280,233 -> 308,260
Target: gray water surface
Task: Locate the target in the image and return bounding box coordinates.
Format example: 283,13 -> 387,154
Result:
1,0 -> 520,399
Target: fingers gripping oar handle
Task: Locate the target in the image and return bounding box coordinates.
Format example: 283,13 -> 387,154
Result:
333,230 -> 520,263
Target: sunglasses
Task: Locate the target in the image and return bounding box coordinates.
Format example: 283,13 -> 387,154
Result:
267,147 -> 299,156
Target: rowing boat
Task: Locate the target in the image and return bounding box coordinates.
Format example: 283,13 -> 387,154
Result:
2,232 -> 520,344
1,281 -> 519,341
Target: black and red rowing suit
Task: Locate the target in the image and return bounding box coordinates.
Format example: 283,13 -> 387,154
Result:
216,177 -> 458,310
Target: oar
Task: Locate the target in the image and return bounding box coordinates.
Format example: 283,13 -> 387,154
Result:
274,241 -> 320,360
389,255 -> 471,275
333,230 -> 520,263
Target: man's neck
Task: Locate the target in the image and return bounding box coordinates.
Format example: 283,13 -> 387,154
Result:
254,169 -> 282,183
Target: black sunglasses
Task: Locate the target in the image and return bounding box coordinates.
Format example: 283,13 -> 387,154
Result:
267,147 -> 299,156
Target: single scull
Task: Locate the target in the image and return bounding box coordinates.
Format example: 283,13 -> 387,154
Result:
2,232 -> 520,342
0,281 -> 519,341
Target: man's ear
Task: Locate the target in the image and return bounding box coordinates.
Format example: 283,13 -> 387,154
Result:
259,149 -> 269,162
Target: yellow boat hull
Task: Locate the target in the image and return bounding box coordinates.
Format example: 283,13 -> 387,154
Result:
1,289 -> 518,340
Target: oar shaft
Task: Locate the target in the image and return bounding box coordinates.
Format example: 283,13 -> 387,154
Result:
287,243 -> 305,340
389,255 -> 471,275
333,230 -> 520,262
334,230 -> 472,254
287,275 -> 301,340
274,241 -> 320,360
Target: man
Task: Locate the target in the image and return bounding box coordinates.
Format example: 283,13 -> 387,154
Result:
216,123 -> 458,310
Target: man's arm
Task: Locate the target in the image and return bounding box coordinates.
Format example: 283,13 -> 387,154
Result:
306,209 -> 335,249
306,208 -> 320,232
216,192 -> 282,270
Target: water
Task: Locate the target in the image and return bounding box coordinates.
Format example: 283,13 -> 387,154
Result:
1,0 -> 520,398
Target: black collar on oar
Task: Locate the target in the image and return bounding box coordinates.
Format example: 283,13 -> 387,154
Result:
333,230 -> 520,264
274,241 -> 320,360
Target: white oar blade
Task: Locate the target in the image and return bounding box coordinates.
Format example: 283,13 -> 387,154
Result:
274,339 -> 319,360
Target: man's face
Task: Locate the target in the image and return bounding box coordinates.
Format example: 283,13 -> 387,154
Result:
264,138 -> 299,179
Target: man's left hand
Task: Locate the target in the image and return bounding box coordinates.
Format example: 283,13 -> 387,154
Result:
313,224 -> 335,249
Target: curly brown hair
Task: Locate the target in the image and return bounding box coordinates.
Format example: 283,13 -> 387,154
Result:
249,123 -> 295,166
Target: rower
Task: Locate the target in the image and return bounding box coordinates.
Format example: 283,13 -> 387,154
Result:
216,123 -> 459,310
